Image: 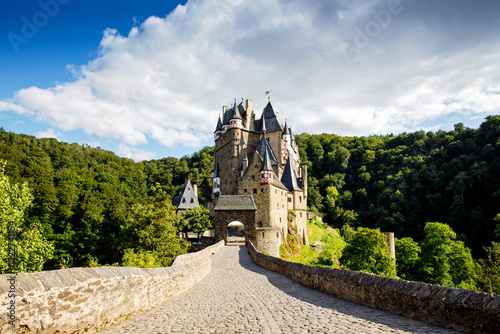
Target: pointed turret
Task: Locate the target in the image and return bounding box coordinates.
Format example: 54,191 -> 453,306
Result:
260,143 -> 273,185
229,100 -> 243,130
282,120 -> 288,135
260,111 -> 266,138
214,115 -> 223,141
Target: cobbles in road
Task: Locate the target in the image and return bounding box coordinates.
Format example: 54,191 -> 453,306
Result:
100,245 -> 462,334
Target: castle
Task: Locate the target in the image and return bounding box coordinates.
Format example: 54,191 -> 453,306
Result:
212,98 -> 308,256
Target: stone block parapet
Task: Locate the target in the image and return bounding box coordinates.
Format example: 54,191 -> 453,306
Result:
0,241 -> 225,334
247,241 -> 500,334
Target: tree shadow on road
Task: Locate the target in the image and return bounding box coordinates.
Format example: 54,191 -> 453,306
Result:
235,246 -> 460,334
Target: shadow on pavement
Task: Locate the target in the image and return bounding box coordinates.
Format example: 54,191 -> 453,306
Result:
235,246 -> 460,334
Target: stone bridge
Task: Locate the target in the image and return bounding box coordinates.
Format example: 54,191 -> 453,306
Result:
1,243 -> 499,333
101,245 -> 490,334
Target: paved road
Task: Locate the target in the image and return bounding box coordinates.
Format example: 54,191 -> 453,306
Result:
100,245 -> 461,334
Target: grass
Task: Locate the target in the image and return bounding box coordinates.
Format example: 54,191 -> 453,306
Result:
290,219 -> 346,267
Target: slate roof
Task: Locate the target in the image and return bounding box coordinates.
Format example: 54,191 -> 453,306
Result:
232,101 -> 242,119
172,179 -> 199,209
255,136 -> 279,166
214,116 -> 222,132
214,195 -> 257,211
260,144 -> 273,171
256,102 -> 282,133
281,157 -> 302,191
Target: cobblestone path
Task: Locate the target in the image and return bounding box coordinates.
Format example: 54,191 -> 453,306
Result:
100,245 -> 461,334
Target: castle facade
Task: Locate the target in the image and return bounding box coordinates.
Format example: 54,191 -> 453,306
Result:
212,99 -> 308,256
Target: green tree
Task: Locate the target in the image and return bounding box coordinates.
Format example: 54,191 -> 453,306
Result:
0,160 -> 53,273
181,206 -> 214,241
395,237 -> 421,280
121,201 -> 188,267
339,227 -> 396,277
418,222 -> 477,289
476,242 -> 500,294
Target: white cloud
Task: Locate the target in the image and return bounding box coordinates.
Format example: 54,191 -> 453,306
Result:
0,100 -> 32,115
2,0 -> 500,155
35,128 -> 60,140
118,143 -> 156,161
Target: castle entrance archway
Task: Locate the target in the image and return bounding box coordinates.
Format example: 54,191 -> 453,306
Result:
213,195 -> 257,244
227,221 -> 245,244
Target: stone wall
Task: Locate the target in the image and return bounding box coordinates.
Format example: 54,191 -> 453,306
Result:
0,241 -> 225,334
214,209 -> 256,242
248,241 -> 500,334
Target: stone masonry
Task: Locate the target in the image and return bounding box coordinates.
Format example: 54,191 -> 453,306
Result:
248,241 -> 500,334
0,241 -> 225,334
99,245 -> 462,334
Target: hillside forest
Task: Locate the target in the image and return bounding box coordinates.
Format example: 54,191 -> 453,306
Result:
0,116 -> 499,293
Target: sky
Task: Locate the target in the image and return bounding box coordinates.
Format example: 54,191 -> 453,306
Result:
1,0 -> 500,161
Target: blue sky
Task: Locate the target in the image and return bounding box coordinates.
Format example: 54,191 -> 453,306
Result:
1,0 -> 500,161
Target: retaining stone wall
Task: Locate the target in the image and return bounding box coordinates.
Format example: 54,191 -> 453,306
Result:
0,241 -> 225,334
248,241 -> 500,334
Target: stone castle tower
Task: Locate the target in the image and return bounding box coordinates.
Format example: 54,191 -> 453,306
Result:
212,99 -> 308,257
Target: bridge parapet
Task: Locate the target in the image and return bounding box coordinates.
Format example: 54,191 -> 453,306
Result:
248,241 -> 500,334
0,241 -> 225,334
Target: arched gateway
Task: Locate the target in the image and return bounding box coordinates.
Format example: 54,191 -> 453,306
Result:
214,195 -> 257,243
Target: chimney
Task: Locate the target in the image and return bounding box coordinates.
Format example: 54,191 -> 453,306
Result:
245,99 -> 253,128
222,105 -> 227,122
193,184 -> 198,203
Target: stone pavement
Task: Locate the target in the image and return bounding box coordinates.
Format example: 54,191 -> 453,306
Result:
100,245 -> 462,334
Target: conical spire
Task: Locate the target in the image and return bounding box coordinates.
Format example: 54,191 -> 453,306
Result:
261,143 -> 273,171
260,111 -> 266,135
215,115 -> 222,132
232,100 -> 242,119
282,120 -> 288,135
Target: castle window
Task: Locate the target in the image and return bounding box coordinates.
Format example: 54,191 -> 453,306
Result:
253,188 -> 257,194
261,188 -> 263,193
275,190 -> 277,193
300,212 -> 303,217
262,232 -> 265,237
244,188 -> 247,192
299,196 -> 302,202
277,232 -> 279,238
251,175 -> 255,180
235,181 -> 238,185
288,198 -> 292,202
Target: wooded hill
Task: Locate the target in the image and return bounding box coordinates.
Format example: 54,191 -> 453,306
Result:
0,128 -> 214,270
1,115 -> 499,271
296,116 -> 500,257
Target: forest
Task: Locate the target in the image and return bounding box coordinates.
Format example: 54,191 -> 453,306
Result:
296,116 -> 500,258
0,116 -> 499,290
0,128 -> 214,271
